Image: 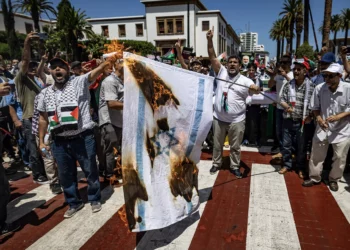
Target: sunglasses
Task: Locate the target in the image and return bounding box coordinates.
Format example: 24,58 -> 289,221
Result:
50,64 -> 66,70
322,74 -> 337,79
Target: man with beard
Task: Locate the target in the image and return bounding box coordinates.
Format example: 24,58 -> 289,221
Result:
278,60 -> 314,178
207,27 -> 260,177
37,56 -> 115,218
15,32 -> 48,184
241,56 -> 250,72
303,63 -> 350,192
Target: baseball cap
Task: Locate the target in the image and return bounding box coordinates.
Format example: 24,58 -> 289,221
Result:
190,59 -> 202,66
70,61 -> 81,69
320,52 -> 335,64
49,57 -> 69,69
322,63 -> 343,74
293,58 -> 310,70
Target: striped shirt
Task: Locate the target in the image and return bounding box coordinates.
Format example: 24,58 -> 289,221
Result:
280,78 -> 314,120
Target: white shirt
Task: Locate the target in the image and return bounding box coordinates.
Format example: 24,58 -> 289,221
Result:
310,81 -> 350,144
214,65 -> 254,123
274,71 -> 294,109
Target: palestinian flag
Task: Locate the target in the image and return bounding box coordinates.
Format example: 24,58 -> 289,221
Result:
47,110 -> 60,130
163,48 -> 176,60
217,52 -> 227,61
60,106 -> 79,124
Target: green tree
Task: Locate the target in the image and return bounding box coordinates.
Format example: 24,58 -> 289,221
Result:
295,42 -> 315,60
117,40 -> 156,56
341,8 -> 350,45
1,0 -> 21,59
13,0 -> 56,32
85,34 -> 107,58
280,0 -> 301,53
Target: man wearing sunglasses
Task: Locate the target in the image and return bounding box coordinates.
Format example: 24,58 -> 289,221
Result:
303,63 -> 350,192
311,52 -> 335,85
278,60 -> 314,178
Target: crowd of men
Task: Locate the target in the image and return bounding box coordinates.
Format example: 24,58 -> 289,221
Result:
0,30 -> 350,237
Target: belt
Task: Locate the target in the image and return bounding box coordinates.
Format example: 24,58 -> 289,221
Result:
52,129 -> 94,141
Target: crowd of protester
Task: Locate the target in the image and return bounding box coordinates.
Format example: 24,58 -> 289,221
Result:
0,30 -> 350,236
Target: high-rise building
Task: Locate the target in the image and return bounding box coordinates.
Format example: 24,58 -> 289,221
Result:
240,32 -> 258,52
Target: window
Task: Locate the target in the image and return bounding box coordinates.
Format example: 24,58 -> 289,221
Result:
101,25 -> 109,38
136,24 -> 143,36
202,21 -> 209,31
176,18 -> 183,33
25,23 -> 33,34
118,25 -> 126,37
157,16 -> 184,35
224,28 -> 226,37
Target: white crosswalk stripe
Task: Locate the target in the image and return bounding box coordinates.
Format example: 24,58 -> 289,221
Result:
27,185 -> 124,250
246,164 -> 301,250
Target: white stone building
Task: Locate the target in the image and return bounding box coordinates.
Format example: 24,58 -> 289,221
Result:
0,11 -> 52,34
0,0 -> 240,57
88,0 -> 240,56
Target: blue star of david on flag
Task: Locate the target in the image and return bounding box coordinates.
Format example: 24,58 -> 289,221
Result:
150,127 -> 179,156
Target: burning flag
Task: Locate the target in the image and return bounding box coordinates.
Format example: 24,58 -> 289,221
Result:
122,52 -> 213,232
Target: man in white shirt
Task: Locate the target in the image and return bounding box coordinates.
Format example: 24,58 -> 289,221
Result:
303,63 -> 350,192
206,27 -> 260,178
267,55 -> 294,158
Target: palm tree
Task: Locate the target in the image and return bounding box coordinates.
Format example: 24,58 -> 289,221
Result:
13,0 -> 56,32
321,0 -> 332,48
295,1 -> 303,49
64,7 -> 94,60
341,8 -> 350,46
330,14 -> 342,53
280,0 -> 300,54
270,19 -> 284,61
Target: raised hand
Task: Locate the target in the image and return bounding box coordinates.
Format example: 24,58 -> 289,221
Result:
175,38 -> 181,49
41,51 -> 49,62
206,26 -> 214,40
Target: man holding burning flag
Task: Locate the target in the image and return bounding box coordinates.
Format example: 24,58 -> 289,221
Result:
37,56 -> 117,218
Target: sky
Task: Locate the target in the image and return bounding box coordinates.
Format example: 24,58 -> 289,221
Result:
47,0 -> 348,58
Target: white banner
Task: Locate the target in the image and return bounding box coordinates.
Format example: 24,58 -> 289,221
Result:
122,52 -> 214,232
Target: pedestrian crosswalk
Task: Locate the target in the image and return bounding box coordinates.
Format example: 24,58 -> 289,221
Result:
1,152 -> 350,250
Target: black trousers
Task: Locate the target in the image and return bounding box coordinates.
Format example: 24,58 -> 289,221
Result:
244,105 -> 261,144
100,124 -> 122,175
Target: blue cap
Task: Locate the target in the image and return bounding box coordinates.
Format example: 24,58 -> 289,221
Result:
320,52 -> 335,63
